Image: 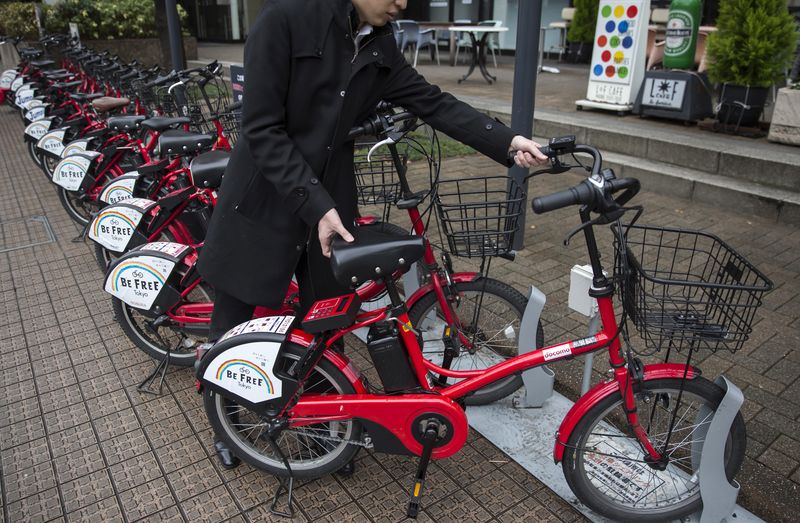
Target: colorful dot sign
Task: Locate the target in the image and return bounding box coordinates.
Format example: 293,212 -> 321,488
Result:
592,1 -> 641,85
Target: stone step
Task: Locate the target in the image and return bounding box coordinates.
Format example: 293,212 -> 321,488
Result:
600,149 -> 800,225
459,96 -> 800,194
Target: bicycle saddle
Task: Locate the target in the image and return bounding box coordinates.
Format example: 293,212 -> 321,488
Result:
140,116 -> 191,132
107,115 -> 147,132
190,150 -> 229,188
331,229 -> 425,287
71,92 -> 105,103
159,130 -> 215,156
92,96 -> 131,113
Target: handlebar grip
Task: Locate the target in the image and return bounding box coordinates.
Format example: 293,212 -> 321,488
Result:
532,181 -> 595,214
606,177 -> 640,207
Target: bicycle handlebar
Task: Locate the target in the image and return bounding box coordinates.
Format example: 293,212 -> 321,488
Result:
348,110 -> 416,140
531,141 -> 640,215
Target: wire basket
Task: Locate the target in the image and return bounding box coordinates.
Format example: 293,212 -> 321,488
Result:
353,154 -> 401,206
435,176 -> 525,258
218,107 -> 241,145
614,224 -> 773,353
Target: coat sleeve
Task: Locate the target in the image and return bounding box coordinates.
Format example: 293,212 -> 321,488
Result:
241,1 -> 335,227
379,45 -> 516,166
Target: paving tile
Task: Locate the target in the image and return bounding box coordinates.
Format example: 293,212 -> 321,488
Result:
118,477 -> 176,521
110,451 -> 165,492
65,496 -> 125,523
67,341 -> 110,366
137,505 -> 186,523
464,466 -> 529,517
54,443 -> 105,483
167,458 -> 223,502
6,487 -> 63,523
38,383 -> 84,414
0,361 -> 33,388
422,488 -> 492,523
60,469 -> 115,513
758,447 -> 799,477
79,371 -> 124,400
43,401 -> 90,434
0,348 -> 30,370
0,394 -> 40,428
335,453 -> 394,499
0,415 -> 46,450
143,416 -> 194,449
292,475 -> 354,520
93,408 -> 141,441
48,422 -> 98,458
3,460 -> 57,504
84,388 -> 133,420
496,495 -> 573,523
309,501 -> 372,523
101,428 -> 152,466
179,484 -> 239,523
225,470 -> 280,511
1,436 -> 51,475
134,395 -> 183,428
35,366 -> 78,394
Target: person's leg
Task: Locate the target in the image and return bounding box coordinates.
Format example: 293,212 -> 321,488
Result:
295,241 -> 358,476
208,290 -> 256,469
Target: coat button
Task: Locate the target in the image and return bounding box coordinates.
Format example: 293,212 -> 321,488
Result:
294,187 -> 307,197
372,51 -> 378,56
310,178 -> 319,185
296,244 -> 303,251
340,90 -> 346,97
315,48 -> 322,56
485,123 -> 493,130
326,145 -> 332,151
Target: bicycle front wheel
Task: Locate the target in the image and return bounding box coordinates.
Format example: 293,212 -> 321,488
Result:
408,278 -> 541,405
562,377 -> 746,522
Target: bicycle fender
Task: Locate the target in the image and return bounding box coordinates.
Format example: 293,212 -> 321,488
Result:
553,363 -> 699,464
405,271 -> 479,309
197,325 -> 367,416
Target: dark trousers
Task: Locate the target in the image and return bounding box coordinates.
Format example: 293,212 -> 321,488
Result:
208,240 -> 350,341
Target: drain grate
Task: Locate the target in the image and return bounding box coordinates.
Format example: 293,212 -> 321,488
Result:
0,215 -> 57,253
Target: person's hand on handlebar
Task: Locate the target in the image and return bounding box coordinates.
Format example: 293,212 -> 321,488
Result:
509,136 -> 549,168
318,208 -> 354,258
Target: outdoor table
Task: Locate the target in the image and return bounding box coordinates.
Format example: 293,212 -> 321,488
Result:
448,25 -> 509,84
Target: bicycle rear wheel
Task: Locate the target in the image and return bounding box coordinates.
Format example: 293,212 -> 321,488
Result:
561,377 -> 746,522
407,278 -> 542,405
204,343 -> 362,479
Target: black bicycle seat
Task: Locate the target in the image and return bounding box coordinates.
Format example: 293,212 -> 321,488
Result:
331,229 -> 424,287
140,116 -> 191,132
190,150 -> 229,188
158,130 -> 215,156
107,115 -> 147,132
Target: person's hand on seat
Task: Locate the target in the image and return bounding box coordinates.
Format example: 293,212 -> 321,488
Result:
318,208 -> 354,257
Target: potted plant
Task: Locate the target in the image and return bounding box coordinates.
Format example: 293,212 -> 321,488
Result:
567,0 -> 599,63
705,0 -> 797,128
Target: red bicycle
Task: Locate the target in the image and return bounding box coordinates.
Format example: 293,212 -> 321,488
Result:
104,112 -> 537,409
195,138 -> 771,521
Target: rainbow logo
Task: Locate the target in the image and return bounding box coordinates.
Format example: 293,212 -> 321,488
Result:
109,260 -> 167,291
92,210 -> 138,237
101,185 -> 133,202
215,359 -> 274,394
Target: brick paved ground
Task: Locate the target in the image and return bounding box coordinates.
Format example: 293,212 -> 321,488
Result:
0,109 -> 592,522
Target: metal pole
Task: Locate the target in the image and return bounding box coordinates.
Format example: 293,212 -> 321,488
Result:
165,0 -> 186,71
508,1 -> 543,250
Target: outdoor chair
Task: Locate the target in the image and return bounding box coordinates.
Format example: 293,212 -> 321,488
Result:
548,8 -> 575,62
478,20 -> 503,69
397,19 -> 439,67
391,20 -> 406,50
452,19 -> 474,65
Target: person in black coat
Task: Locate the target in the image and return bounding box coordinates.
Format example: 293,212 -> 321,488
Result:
198,0 -> 548,469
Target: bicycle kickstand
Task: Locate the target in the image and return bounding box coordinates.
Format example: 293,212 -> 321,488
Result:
137,334 -> 184,395
72,209 -> 98,243
267,423 -> 295,518
406,419 -> 441,518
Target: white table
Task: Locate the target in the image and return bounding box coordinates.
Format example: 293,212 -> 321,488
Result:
448,26 -> 509,84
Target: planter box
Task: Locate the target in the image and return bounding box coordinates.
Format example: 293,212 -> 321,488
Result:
81,36 -> 198,68
768,87 -> 800,146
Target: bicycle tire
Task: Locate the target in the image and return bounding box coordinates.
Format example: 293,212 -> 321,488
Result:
27,140 -> 43,168
561,377 -> 746,522
407,278 -> 542,405
204,342 -> 362,479
111,281 -> 214,367
57,186 -> 94,226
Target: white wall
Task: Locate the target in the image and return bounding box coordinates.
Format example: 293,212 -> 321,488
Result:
493,0 -> 571,52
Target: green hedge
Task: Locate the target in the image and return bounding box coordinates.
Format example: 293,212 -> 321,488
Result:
43,0 -> 188,40
568,0 -> 600,44
0,2 -> 40,41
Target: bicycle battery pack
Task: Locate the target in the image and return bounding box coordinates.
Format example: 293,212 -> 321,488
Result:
367,322 -> 419,393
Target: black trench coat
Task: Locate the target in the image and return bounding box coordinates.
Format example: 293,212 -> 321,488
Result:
197,0 -> 516,307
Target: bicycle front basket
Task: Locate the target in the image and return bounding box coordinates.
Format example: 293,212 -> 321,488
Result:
435,176 -> 525,258
614,224 -> 773,353
353,153 -> 401,206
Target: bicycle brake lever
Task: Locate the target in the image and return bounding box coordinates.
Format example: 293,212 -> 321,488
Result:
367,136 -> 395,162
